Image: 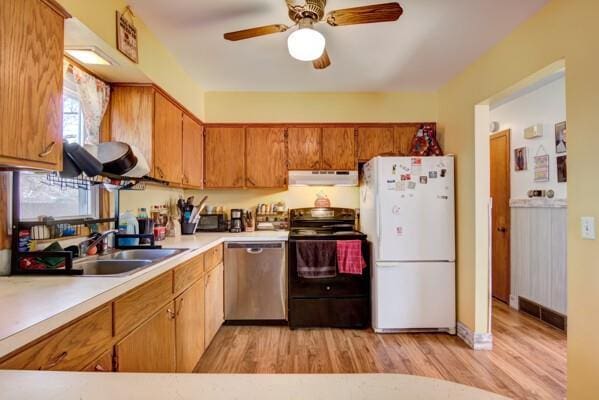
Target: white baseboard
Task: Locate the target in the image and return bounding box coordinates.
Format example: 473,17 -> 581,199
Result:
457,322 -> 493,350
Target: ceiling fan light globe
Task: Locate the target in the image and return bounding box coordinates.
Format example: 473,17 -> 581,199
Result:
287,28 -> 326,61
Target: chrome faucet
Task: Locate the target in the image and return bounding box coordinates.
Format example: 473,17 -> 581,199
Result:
78,229 -> 119,257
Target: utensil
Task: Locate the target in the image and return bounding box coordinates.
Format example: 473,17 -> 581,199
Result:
64,141 -> 103,177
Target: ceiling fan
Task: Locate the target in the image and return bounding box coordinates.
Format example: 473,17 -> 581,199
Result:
223,1 -> 403,70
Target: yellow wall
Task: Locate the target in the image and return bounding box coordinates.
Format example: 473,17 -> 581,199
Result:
204,92 -> 438,123
57,0 -> 205,119
438,0 -> 599,397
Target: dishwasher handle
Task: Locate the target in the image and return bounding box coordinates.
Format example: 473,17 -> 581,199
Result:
226,242 -> 284,250
246,248 -> 264,254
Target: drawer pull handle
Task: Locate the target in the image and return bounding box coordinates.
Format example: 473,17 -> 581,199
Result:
41,351 -> 68,370
94,364 -> 106,372
39,141 -> 56,158
167,308 -> 176,319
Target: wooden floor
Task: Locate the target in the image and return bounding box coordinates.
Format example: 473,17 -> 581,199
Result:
196,301 -> 566,399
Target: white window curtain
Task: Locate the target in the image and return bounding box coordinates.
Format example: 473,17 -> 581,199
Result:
64,61 -> 111,145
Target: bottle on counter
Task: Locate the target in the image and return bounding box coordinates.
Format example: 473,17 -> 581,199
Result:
119,210 -> 139,246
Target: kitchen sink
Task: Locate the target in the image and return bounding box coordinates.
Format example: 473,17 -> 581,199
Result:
102,248 -> 186,261
75,248 -> 188,277
76,260 -> 153,276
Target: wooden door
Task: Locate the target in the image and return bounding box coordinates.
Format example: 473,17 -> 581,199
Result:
322,127 -> 356,170
288,127 -> 322,170
182,114 -> 203,188
204,262 -> 224,348
204,127 -> 245,188
394,125 -> 420,156
153,92 -> 183,183
115,302 -> 176,372
490,130 -> 511,303
357,126 -> 394,162
175,278 -> 205,372
0,0 -> 66,169
246,127 -> 288,188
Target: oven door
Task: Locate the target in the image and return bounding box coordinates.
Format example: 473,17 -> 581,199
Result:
288,239 -> 370,298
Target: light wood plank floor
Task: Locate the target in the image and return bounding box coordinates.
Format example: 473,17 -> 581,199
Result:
196,301 -> 566,399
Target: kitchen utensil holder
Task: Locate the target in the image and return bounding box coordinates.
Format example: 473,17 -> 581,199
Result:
181,222 -> 198,235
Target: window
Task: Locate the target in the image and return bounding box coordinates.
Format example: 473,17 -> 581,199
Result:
19,67 -> 98,220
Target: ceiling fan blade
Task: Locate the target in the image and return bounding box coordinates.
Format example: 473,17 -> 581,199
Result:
224,24 -> 289,41
313,49 -> 331,70
326,2 -> 403,27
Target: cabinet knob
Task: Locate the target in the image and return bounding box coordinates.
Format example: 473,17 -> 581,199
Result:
39,141 -> 56,158
166,308 -> 176,319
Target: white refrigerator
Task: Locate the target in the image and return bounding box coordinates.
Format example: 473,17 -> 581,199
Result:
360,156 -> 456,334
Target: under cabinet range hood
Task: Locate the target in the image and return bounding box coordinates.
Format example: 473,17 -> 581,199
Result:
288,170 -> 358,187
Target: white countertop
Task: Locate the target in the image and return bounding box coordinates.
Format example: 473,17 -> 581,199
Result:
0,371 -> 508,400
0,231 -> 288,359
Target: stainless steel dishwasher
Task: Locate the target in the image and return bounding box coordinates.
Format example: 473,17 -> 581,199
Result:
224,242 -> 287,321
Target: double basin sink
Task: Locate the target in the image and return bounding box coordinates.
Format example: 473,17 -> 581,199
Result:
73,248 -> 188,277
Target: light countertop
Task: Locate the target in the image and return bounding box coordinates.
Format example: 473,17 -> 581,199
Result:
0,231 -> 288,359
0,371 -> 508,400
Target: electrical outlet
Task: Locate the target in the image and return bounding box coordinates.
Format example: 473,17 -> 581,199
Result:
581,217 -> 596,240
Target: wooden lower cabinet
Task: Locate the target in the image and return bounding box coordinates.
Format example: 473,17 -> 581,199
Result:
175,278 -> 205,372
0,305 -> 112,371
114,302 -> 177,373
83,350 -> 113,372
204,262 -> 224,348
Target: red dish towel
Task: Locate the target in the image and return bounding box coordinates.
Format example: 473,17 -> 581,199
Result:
336,240 -> 366,275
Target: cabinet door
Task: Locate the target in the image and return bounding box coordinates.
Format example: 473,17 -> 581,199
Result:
110,86 -> 155,169
175,278 -> 205,372
357,126 -> 394,162
246,127 -> 287,188
0,0 -> 65,169
288,127 -> 321,170
204,127 -> 245,188
182,114 -> 203,188
115,302 -> 176,373
394,125 -> 420,156
322,127 -> 356,170
154,92 -> 183,183
204,262 -> 224,348
82,350 -> 113,372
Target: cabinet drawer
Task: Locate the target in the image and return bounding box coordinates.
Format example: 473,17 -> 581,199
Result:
114,272 -> 173,338
205,244 -> 223,272
174,254 -> 204,295
0,305 -> 112,371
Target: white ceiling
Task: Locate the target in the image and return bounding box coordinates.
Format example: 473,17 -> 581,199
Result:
128,0 -> 548,92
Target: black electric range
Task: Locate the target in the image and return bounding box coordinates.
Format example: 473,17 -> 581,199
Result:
288,208 -> 371,329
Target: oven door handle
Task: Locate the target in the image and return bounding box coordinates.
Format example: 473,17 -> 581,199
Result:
246,248 -> 264,254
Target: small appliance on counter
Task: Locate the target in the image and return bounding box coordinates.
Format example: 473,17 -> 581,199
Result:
230,209 -> 244,233
196,213 -> 227,232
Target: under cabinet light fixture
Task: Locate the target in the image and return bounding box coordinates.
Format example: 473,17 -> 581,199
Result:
65,46 -> 115,66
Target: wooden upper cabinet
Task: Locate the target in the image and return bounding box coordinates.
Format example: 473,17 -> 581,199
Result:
322,127 -> 357,170
288,127 -> 322,170
115,302 -> 176,373
245,127 -> 288,188
394,125 -> 420,156
182,115 -> 203,188
357,126 -> 394,162
110,86 -> 155,169
153,92 -> 183,183
0,0 -> 69,170
204,127 -> 245,188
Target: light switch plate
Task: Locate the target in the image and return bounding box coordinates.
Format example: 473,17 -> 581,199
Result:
581,217 -> 596,240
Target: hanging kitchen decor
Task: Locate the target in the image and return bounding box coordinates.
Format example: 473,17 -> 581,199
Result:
116,6 -> 138,63
534,145 -> 550,182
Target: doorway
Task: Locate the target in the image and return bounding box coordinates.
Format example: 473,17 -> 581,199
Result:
490,130 -> 511,303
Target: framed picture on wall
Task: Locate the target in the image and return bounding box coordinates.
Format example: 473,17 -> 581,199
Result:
555,121 -> 567,154
514,147 -> 527,171
534,154 -> 550,182
557,155 -> 567,183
